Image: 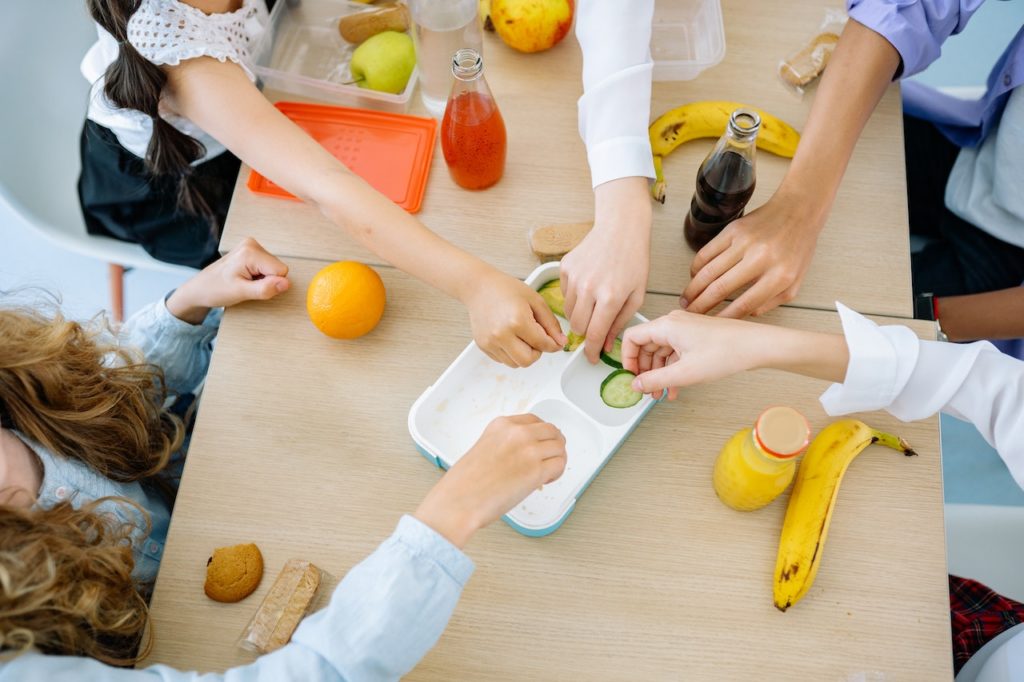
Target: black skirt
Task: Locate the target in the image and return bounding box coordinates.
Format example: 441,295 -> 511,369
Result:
78,119 -> 241,269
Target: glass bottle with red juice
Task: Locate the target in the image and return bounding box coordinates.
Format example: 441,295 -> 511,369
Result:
441,48 -> 506,190
683,109 -> 760,252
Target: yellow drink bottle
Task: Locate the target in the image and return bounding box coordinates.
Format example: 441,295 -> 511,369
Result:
713,406 -> 810,511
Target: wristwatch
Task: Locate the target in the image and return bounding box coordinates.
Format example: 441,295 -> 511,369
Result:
913,292 -> 949,342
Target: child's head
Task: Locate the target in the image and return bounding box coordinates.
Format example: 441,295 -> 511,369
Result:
0,500 -> 151,665
0,304 -> 183,664
0,305 -> 183,482
85,0 -> 212,220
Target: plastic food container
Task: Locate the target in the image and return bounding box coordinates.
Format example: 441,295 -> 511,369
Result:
408,262 -> 660,537
249,0 -> 418,113
651,0 -> 726,81
247,101 -> 436,212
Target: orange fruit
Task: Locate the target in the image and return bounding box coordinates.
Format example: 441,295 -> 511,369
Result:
306,261 -> 386,339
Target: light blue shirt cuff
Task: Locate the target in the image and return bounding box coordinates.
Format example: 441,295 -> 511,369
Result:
393,514 -> 475,585
290,515 -> 473,681
117,293 -> 222,397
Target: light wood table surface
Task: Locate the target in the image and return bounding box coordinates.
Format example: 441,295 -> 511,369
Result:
144,259 -> 950,680
221,0 -> 913,318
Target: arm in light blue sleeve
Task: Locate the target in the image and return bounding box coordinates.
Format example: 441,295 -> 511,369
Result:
846,0 -> 986,78
0,516 -> 473,682
116,295 -> 223,397
575,0 -> 656,188
290,514 -> 474,681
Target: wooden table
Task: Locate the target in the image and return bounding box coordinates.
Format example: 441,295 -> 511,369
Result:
221,0 -> 913,317
144,259 -> 951,680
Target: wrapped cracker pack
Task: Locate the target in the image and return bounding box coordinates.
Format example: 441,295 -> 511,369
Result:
778,9 -> 848,97
238,558 -> 327,655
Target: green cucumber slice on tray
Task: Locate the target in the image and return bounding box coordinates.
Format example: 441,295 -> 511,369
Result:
600,369 -> 642,409
600,339 -> 623,369
537,279 -> 566,318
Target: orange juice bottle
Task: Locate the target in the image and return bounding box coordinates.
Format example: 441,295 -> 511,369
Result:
712,406 -> 810,511
440,48 -> 507,190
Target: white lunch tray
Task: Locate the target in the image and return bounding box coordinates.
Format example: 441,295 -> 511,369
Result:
407,262 -> 659,537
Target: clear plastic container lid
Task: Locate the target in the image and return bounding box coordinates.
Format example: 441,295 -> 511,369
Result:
651,0 -> 726,81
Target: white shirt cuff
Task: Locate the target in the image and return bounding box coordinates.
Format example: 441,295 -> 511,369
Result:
587,138 -> 656,188
819,302 -> 920,415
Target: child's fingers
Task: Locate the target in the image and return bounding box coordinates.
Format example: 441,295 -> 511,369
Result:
245,246 -> 290,279
622,318 -> 674,370
506,336 -> 541,368
631,363 -> 686,396
243,275 -> 290,301
529,296 -> 566,347
540,450 -> 568,485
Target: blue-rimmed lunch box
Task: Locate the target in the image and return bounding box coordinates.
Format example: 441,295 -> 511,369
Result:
407,262 -> 659,537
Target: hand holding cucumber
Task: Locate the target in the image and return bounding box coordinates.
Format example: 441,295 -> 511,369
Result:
621,310 -> 769,400
622,310 -> 851,399
414,415 -> 568,548
464,270 -> 566,368
560,177 -> 651,364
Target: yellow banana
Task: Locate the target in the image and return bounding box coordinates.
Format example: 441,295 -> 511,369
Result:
480,0 -> 494,31
649,101 -> 801,203
773,419 -> 916,612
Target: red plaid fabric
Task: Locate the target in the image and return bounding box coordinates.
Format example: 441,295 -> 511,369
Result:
950,574 -> 1024,675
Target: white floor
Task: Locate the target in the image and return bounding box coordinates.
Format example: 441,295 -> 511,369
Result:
0,198 -> 189,321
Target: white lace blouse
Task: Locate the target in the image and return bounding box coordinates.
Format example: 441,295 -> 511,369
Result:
80,0 -> 269,163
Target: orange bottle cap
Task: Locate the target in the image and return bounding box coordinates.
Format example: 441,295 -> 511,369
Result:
754,406 -> 810,458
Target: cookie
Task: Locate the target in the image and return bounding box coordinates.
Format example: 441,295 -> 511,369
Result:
204,543 -> 264,603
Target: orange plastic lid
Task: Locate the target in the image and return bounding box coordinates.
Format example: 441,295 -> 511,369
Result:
753,406 -> 810,458
247,101 -> 437,213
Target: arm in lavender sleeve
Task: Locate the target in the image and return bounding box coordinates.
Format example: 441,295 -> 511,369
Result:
575,0 -> 656,187
847,0 -> 987,78
820,303 -> 1024,489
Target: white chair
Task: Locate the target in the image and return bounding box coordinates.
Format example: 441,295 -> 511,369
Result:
0,0 -> 195,321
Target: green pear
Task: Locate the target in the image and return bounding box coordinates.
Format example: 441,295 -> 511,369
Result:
349,31 -> 416,95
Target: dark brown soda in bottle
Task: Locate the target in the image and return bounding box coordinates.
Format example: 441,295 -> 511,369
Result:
684,109 -> 760,252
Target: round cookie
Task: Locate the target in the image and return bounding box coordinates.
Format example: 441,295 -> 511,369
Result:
204,543 -> 264,603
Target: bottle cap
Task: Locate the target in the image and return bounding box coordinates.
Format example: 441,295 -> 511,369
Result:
753,406 -> 810,458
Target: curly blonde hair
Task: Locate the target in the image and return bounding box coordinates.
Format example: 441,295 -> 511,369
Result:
0,303 -> 186,665
0,500 -> 152,665
0,305 -> 183,481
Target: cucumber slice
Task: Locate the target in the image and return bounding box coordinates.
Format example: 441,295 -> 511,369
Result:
600,339 -> 623,368
600,369 -> 642,408
563,331 -> 584,352
537,279 -> 565,318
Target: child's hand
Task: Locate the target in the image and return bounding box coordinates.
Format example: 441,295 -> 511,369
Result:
414,415 -> 567,548
166,238 -> 291,324
621,310 -> 767,400
560,176 -> 651,364
465,271 -> 566,368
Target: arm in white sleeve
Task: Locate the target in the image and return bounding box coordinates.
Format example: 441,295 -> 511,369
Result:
575,0 -> 656,188
820,302 -> 1024,489
0,516 -> 473,682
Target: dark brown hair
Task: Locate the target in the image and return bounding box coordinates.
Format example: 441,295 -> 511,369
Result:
85,0 -> 214,222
